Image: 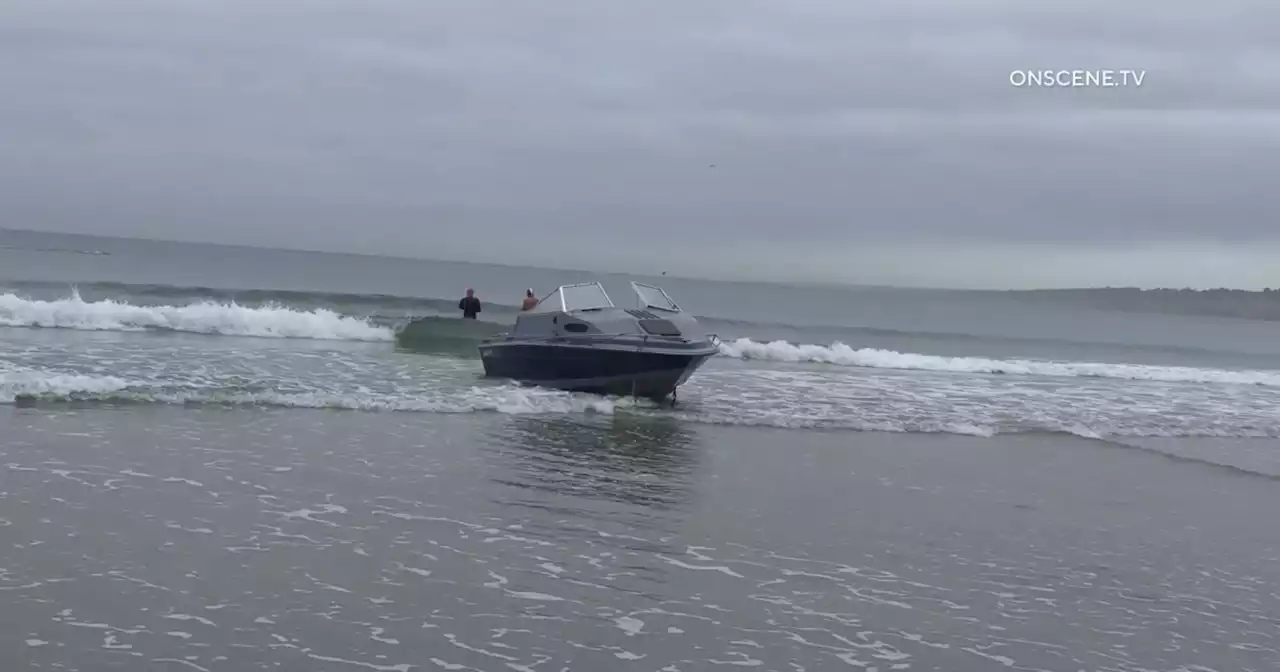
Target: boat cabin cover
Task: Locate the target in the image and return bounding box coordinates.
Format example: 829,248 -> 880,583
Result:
507,281 -> 700,340
528,282 -> 682,314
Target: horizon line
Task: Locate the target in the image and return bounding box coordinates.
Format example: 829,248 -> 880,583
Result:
3,227 -> 1276,294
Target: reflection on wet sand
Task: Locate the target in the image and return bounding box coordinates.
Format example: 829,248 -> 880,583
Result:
5,409 -> 1279,671
484,413 -> 700,511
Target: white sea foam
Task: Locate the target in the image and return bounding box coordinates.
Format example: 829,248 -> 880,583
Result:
0,290 -> 392,341
5,359 -> 1280,439
0,365 -> 133,400
0,364 -> 621,415
717,337 -> 1280,387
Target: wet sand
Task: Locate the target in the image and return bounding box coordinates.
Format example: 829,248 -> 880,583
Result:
3,407 -> 1278,671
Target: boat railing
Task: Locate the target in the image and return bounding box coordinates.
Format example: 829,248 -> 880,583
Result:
485,331 -> 711,346
556,332 -> 684,342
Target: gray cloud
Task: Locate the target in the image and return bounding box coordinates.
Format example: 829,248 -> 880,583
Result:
2,0 -> 1278,288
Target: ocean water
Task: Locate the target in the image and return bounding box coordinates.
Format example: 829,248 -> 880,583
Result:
3,229 -> 1280,671
6,229 -> 1280,439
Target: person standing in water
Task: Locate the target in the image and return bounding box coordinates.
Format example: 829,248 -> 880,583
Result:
521,288 -> 538,311
458,288 -> 481,319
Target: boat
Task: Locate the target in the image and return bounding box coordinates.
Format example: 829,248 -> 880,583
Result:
394,315 -> 506,355
477,281 -> 720,402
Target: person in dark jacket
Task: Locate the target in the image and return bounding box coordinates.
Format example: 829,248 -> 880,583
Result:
458,288 -> 481,319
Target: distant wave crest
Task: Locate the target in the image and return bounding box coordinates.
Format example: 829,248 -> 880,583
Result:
0,288 -> 393,341
715,337 -> 1280,387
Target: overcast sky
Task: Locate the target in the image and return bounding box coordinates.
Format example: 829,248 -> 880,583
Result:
2,0 -> 1278,289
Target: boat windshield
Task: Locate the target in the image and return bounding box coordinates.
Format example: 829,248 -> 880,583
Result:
630,282 -> 681,312
540,282 -> 615,312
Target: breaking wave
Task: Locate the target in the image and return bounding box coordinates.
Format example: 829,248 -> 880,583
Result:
716,337 -> 1280,387
0,289 -> 393,341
